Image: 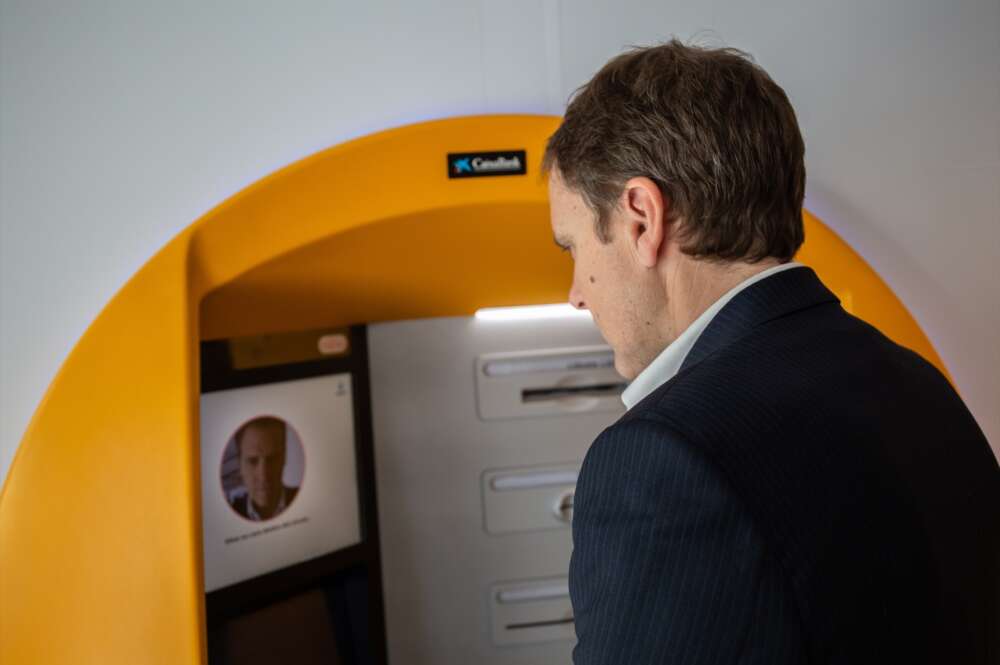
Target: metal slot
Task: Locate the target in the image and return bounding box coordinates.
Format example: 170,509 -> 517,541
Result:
491,576 -> 576,646
521,382 -> 627,403
506,617 -> 575,631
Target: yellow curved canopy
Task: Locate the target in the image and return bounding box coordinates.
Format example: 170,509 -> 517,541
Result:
0,115 -> 947,664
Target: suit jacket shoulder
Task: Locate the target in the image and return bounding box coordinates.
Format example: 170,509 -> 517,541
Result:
571,417 -> 803,664
230,494 -> 250,519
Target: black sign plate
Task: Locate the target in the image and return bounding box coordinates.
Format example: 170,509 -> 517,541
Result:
447,150 -> 527,179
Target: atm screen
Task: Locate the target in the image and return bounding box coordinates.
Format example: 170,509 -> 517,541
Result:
200,326 -> 386,665
200,371 -> 361,590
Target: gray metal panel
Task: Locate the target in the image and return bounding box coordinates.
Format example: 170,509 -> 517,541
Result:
368,314 -> 625,665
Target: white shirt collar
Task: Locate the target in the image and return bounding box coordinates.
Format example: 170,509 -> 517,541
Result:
621,262 -> 805,410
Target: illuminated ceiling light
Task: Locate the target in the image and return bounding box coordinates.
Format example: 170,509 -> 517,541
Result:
474,303 -> 592,322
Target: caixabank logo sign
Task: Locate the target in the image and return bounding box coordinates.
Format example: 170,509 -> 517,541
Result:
447,150 -> 527,179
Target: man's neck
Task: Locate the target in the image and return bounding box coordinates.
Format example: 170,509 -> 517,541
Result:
250,492 -> 282,519
664,255 -> 783,337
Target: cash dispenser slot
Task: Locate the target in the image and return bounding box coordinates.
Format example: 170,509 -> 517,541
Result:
521,381 -> 626,403
476,345 -> 627,420
483,464 -> 579,534
491,577 -> 575,646
507,617 -> 575,631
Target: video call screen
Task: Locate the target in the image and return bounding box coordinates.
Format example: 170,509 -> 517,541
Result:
201,372 -> 362,591
200,326 -> 387,665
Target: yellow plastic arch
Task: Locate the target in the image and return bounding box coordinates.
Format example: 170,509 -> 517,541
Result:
0,115 -> 947,664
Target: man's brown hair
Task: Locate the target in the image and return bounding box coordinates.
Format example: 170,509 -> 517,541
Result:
234,416 -> 286,458
543,39 -> 805,262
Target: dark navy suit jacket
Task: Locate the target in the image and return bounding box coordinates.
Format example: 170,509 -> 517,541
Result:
569,267 -> 999,664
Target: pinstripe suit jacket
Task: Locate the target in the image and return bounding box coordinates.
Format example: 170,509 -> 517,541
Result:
569,267 -> 999,664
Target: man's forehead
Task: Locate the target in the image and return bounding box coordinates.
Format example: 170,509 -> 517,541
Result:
241,430 -> 283,452
548,171 -> 588,230
244,423 -> 282,439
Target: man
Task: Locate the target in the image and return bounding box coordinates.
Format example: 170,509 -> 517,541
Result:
230,416 -> 299,521
545,40 -> 999,664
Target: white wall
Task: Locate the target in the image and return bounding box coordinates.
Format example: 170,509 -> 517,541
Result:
2,0 -> 997,486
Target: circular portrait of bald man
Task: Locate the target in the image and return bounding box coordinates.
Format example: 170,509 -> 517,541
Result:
220,415 -> 305,522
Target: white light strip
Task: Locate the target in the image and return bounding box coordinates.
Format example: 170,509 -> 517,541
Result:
474,303 -> 591,322
491,470 -> 579,491
497,581 -> 570,604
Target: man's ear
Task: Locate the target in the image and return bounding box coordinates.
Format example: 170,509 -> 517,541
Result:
621,177 -> 668,268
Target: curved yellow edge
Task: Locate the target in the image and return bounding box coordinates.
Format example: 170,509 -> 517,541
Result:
0,115 -> 948,664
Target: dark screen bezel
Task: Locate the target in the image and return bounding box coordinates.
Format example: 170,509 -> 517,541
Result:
199,325 -> 386,664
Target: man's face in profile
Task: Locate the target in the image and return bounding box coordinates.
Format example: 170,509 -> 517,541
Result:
549,170 -> 655,380
238,423 -> 286,514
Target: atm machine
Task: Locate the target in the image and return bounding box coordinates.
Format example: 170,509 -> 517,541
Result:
0,115 -> 951,664
198,311 -> 623,665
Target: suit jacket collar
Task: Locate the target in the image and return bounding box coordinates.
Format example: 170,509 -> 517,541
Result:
678,266 -> 840,373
